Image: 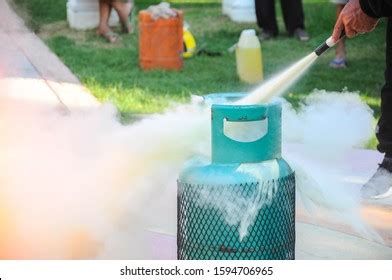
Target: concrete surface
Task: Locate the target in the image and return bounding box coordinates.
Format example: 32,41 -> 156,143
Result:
0,0 -> 99,108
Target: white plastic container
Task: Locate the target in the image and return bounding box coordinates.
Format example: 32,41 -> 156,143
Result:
67,0 -> 119,30
236,29 -> 263,84
222,0 -> 234,16
229,0 -> 257,23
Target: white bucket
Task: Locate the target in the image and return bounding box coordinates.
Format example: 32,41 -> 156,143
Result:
229,0 -> 257,23
66,0 -> 119,30
222,0 -> 234,16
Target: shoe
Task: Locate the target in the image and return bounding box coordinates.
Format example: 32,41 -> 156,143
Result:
329,58 -> 347,68
293,28 -> 310,42
361,157 -> 392,199
258,30 -> 276,41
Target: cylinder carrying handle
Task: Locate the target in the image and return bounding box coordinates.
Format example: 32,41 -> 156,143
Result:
211,103 -> 281,164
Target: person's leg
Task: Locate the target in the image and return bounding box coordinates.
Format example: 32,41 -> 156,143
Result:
111,0 -> 134,33
362,18 -> 392,199
254,0 -> 279,38
330,4 -> 347,68
279,0 -> 305,35
377,18 -> 392,156
97,0 -> 118,43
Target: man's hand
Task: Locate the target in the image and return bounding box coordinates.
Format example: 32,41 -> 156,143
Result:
332,0 -> 379,41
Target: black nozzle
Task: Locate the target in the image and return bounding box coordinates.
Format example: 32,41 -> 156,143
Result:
314,42 -> 330,56
314,30 -> 346,57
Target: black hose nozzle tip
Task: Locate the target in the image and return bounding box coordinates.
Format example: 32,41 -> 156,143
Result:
314,42 -> 330,56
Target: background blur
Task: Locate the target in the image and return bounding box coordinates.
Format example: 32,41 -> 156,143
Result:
8,0 -> 386,120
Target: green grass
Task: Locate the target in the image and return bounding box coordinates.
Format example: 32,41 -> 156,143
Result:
11,0 -> 387,121
8,0 -> 67,31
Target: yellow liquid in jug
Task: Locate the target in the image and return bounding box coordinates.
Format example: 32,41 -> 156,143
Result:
236,47 -> 263,84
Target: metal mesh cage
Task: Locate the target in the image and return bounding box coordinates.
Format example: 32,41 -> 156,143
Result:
177,173 -> 295,260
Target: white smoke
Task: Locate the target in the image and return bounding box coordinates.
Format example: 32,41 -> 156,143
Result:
236,53 -> 318,105
283,90 -> 374,156
0,95 -> 208,259
0,88 -> 386,259
281,90 -> 383,243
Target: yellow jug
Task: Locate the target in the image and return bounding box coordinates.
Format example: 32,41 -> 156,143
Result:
236,29 -> 263,84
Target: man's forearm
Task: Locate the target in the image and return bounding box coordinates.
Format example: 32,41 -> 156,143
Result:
359,0 -> 392,18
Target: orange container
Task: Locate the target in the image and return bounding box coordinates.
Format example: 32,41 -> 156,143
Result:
139,10 -> 184,70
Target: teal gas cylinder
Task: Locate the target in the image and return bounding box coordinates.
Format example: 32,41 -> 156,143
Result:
177,93 -> 295,260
